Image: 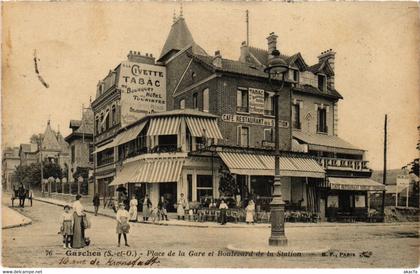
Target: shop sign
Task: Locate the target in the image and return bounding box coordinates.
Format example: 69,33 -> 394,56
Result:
221,114 -> 289,128
119,61 -> 166,127
248,88 -> 265,115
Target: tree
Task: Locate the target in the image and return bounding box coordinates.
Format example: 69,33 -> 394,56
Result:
410,158 -> 419,177
13,161 -> 63,188
43,161 -> 63,179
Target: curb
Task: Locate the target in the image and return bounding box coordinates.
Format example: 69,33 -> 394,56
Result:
2,207 -> 33,230
32,197 -> 420,229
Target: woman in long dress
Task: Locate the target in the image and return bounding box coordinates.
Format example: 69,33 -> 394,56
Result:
177,193 -> 187,220
129,195 -> 138,222
142,194 -> 152,221
72,194 -> 86,249
245,199 -> 255,224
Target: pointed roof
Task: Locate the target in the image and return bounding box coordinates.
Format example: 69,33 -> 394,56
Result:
56,131 -> 69,154
41,121 -> 61,151
75,108 -> 94,135
158,17 -> 207,62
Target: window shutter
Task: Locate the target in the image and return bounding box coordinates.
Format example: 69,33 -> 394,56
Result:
237,126 -> 241,146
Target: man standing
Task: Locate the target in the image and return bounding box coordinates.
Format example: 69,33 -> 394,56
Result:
92,193 -> 100,216
18,184 -> 26,208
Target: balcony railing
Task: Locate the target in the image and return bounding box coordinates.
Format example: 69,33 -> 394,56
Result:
315,157 -> 370,171
236,106 -> 249,113
150,145 -> 181,154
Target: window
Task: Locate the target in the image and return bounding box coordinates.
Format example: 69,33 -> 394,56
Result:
293,70 -> 300,82
191,72 -> 197,81
264,128 -> 273,142
88,144 -> 94,163
196,175 -> 213,202
105,110 -> 110,130
292,103 -> 301,129
237,126 -> 249,147
95,116 -> 100,134
202,88 -> 209,112
111,105 -> 116,125
236,89 -> 249,112
179,99 -> 185,110
193,93 -> 198,109
100,113 -> 104,132
264,92 -> 274,116
317,107 -> 327,133
318,74 -> 326,91
71,145 -> 75,164
187,174 -> 193,202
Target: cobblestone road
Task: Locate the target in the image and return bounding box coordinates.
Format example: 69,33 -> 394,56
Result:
2,199 -> 419,268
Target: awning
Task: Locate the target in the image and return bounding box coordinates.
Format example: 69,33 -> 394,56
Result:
148,116 -> 181,136
328,177 -> 385,191
140,158 -> 184,183
185,117 -> 223,139
218,152 -> 325,178
109,161 -> 139,186
93,140 -> 115,154
115,122 -> 147,146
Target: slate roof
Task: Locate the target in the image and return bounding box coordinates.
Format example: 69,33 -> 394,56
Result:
69,120 -> 82,129
41,122 -> 62,151
56,132 -> 69,154
159,17 -> 207,61
293,84 -> 343,100
75,108 -> 94,135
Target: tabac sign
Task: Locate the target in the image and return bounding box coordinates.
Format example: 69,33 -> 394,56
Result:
248,88 -> 265,115
221,114 -> 289,128
119,61 -> 166,127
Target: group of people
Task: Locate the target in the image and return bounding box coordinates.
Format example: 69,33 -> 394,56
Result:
11,184 -> 33,208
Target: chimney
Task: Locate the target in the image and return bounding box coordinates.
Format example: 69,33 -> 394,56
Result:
239,41 -> 250,63
213,50 -> 222,68
318,49 -> 336,88
266,32 -> 279,57
127,50 -> 156,65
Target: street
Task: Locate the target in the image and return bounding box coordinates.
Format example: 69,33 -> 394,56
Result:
2,199 -> 419,268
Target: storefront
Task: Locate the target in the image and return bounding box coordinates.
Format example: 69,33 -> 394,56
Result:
324,177 -> 385,222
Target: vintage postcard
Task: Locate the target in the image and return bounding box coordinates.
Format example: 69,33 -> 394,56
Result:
1,1 -> 419,271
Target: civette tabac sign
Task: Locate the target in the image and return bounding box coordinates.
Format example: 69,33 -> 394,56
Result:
119,61 -> 166,127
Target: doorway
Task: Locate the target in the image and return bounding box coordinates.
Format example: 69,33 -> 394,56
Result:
159,183 -> 177,212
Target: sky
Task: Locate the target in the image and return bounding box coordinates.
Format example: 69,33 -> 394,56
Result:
2,2 -> 420,171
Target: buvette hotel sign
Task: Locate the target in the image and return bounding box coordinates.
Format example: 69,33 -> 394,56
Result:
119,61 -> 166,127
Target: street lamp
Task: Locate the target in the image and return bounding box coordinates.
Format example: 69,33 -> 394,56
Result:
264,48 -> 289,246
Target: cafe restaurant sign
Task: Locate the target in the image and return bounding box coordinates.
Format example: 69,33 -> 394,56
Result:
119,61 -> 166,127
221,114 -> 289,128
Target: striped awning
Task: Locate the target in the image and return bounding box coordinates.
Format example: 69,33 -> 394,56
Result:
148,116 -> 181,136
115,122 -> 147,146
93,140 -> 115,154
185,117 -> 223,139
328,177 -> 385,191
109,161 -> 139,186
218,152 -> 325,178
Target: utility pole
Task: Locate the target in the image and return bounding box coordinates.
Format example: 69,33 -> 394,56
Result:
381,114 -> 387,220
246,10 -> 250,46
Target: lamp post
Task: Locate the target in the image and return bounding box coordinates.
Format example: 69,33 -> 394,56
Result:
264,48 -> 289,246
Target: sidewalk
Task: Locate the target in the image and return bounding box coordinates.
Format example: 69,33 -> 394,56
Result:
2,206 -> 32,229
32,195 -> 420,229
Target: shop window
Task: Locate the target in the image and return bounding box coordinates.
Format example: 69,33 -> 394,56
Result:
318,74 -> 327,91
236,89 -> 249,113
292,103 -> 301,129
237,126 -> 249,147
196,175 -> 213,202
264,92 -> 274,116
202,88 -> 209,112
179,99 -> 185,110
317,108 -> 327,133
193,93 -> 198,109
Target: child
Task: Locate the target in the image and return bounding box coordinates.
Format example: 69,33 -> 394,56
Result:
116,203 -> 130,247
60,205 -> 73,248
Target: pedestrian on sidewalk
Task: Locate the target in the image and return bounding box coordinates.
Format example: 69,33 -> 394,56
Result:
177,193 -> 187,220
18,184 -> 26,208
72,194 -> 86,249
27,187 -> 33,207
245,199 -> 255,224
92,193 -> 100,216
60,205 -> 73,248
116,203 -> 130,247
142,194 -> 152,221
11,185 -> 17,207
129,195 -> 138,222
158,196 -> 169,221
219,199 -> 228,225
